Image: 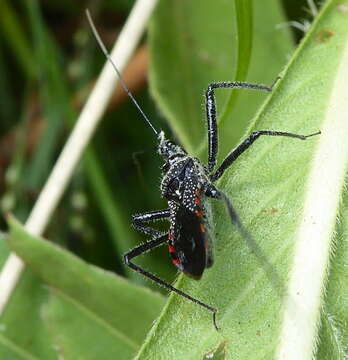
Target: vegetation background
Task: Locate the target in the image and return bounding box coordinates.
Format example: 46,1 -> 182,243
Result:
0,0 -> 346,359
0,0 -> 310,289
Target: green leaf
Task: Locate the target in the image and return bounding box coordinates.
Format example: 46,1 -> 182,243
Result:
0,271 -> 57,360
6,216 -> 165,358
43,290 -> 135,359
136,0 -> 348,359
24,1 -> 74,190
0,235 -> 57,360
149,0 -> 294,157
0,0 -> 35,78
315,190 -> 348,359
148,0 -> 239,153
203,341 -> 228,360
17,1 -> 137,273
215,0 -> 295,157
84,148 -> 140,275
0,232 -> 10,266
234,0 -> 253,83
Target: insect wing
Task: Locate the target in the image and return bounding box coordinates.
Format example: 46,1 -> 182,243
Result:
172,204 -> 209,279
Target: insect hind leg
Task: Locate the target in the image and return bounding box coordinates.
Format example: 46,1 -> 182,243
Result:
124,233 -> 219,330
206,186 -> 285,298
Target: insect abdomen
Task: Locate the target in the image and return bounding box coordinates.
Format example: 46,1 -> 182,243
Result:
168,196 -> 213,279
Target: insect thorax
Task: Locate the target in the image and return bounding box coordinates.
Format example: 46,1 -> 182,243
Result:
158,131 -> 207,199
160,154 -> 208,205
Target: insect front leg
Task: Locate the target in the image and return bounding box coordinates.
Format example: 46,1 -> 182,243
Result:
210,130 -> 320,182
205,81 -> 273,172
132,209 -> 170,238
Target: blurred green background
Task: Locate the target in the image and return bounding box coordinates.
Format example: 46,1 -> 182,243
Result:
0,0 -> 315,292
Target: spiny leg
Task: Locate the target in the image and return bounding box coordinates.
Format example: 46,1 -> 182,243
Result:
210,130 -> 320,182
132,209 -> 170,237
205,186 -> 286,298
205,81 -> 276,172
124,233 -> 219,330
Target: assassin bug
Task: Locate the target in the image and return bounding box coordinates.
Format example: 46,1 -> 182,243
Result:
87,11 -> 320,331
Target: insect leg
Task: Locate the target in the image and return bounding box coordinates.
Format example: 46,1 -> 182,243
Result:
205,81 -> 274,172
132,209 -> 170,237
210,130 -> 320,182
124,233 -> 219,330
205,186 -> 285,297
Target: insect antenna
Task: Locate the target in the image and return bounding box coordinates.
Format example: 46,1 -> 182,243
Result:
86,10 -> 158,136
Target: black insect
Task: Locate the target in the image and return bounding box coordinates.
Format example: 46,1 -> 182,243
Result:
125,89 -> 319,330
87,11 -> 320,331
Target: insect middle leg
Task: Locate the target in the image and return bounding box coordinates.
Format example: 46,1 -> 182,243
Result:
210,130 -> 320,182
132,209 -> 170,237
205,81 -> 274,172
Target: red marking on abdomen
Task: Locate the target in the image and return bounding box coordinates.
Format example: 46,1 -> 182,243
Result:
172,258 -> 180,266
195,210 -> 203,217
168,232 -> 174,241
168,244 -> 175,253
194,198 -> 201,206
